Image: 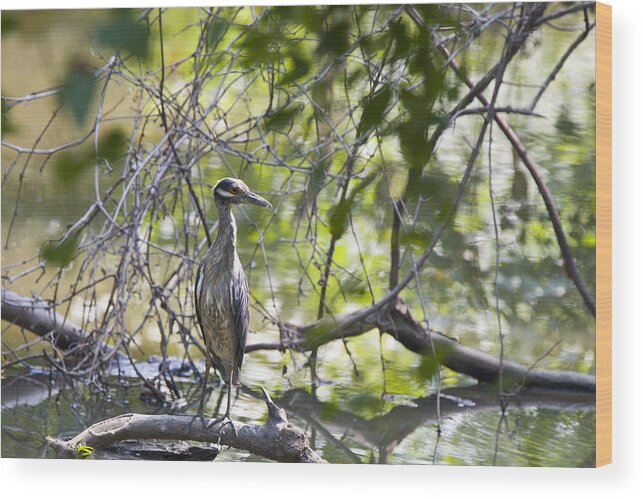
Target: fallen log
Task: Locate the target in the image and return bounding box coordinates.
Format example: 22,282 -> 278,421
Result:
2,287 -> 87,349
45,388 -> 324,463
3,287 -> 595,392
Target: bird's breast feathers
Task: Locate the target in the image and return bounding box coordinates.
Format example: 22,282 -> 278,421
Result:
198,260 -> 247,336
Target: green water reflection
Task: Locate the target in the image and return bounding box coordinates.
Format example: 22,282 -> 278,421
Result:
2,370 -> 595,466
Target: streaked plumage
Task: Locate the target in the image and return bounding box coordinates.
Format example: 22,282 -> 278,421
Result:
195,239 -> 248,385
194,177 -> 271,423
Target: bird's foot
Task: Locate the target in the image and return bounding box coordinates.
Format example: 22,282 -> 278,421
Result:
206,414 -> 238,440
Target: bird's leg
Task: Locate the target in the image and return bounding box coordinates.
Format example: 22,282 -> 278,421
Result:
197,359 -> 211,417
206,382 -> 237,439
225,381 -> 232,418
212,387 -> 225,417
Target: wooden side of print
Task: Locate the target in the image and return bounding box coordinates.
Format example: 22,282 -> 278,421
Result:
595,1 -> 612,467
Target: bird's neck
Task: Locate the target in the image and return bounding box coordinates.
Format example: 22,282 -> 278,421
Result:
214,204 -> 237,256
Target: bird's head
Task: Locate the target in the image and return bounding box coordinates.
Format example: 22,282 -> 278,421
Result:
212,177 -> 272,208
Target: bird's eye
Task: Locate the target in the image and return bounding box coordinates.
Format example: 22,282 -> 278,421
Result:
230,186 -> 240,195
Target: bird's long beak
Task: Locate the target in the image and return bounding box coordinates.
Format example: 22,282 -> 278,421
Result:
243,190 -> 272,208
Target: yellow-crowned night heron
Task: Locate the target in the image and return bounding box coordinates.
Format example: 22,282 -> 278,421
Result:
195,177 -> 271,425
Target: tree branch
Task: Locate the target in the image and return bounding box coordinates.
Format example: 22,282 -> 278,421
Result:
437,43 -> 596,318
279,298 -> 595,392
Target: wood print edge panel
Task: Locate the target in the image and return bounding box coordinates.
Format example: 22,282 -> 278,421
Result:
595,1 -> 612,467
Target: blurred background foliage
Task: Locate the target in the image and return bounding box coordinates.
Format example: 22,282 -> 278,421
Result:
2,4 -> 596,464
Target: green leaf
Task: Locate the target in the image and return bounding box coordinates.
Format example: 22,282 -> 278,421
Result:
99,128 -> 128,164
309,161 -> 327,199
350,172 -> 378,199
239,30 -> 284,67
328,198 -> 353,240
281,53 -> 311,85
511,167 -> 529,202
555,108 -> 579,138
357,86 -> 392,138
320,400 -> 340,419
263,104 -> 303,132
446,83 -> 460,102
581,232 -> 596,248
417,354 -> 440,380
95,9 -> 150,59
205,17 -> 229,50
42,232 -> 81,268
414,4 -> 459,29
74,443 -> 95,459
59,64 -> 96,127
390,18 -> 410,61
53,152 -> 91,185
270,6 -> 320,32
316,18 -> 350,57
399,120 -> 431,171
327,174 -> 376,240
400,227 -> 431,247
